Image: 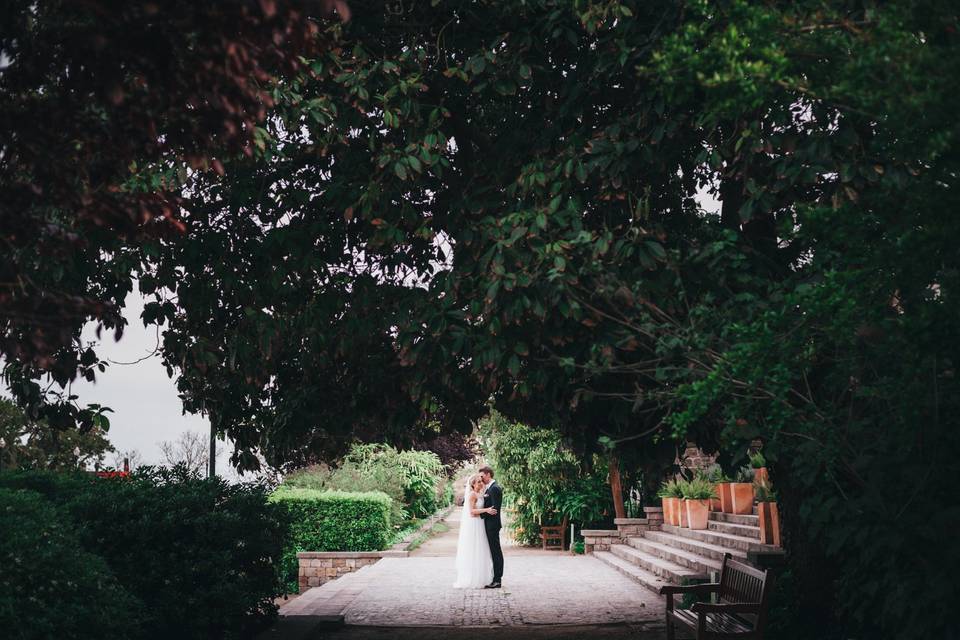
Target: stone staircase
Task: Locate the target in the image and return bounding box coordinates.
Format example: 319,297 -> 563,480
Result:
593,509 -> 781,594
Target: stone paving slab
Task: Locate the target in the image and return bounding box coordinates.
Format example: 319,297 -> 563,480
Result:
339,555 -> 663,627
277,508 -> 665,635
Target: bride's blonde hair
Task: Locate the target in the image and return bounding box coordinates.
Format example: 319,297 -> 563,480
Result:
468,473 -> 485,493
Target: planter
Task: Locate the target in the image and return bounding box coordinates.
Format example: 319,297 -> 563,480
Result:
678,499 -> 689,527
730,482 -> 755,515
668,497 -> 682,526
754,467 -> 769,485
757,502 -> 781,546
661,497 -> 674,526
718,482 -> 734,513
686,499 -> 710,530
709,497 -> 722,512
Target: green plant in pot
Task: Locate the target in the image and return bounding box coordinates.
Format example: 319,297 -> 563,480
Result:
730,466 -> 756,515
749,450 -> 769,485
658,479 -> 684,526
681,477 -> 716,530
754,480 -> 781,546
703,464 -> 728,512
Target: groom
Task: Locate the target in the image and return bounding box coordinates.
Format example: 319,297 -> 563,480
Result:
478,465 -> 503,588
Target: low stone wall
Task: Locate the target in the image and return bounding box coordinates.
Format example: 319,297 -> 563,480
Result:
298,550 -> 408,591
643,506 -> 664,525
581,529 -> 619,553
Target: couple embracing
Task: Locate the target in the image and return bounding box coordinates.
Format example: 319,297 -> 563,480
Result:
453,465 -> 504,589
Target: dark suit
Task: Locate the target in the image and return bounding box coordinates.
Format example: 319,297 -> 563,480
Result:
481,481 -> 504,582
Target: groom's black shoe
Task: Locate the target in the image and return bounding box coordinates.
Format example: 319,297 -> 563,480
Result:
484,582 -> 501,589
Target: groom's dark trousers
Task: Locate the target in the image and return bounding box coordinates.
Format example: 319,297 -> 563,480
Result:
482,482 -> 504,582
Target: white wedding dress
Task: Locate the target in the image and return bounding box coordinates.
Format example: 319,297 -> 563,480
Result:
452,486 -> 494,589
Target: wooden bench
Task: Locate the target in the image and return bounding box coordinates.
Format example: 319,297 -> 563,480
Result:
659,553 -> 772,639
539,515 -> 569,550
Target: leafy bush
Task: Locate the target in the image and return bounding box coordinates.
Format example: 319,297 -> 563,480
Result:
0,467 -> 288,640
284,460 -> 409,524
680,477 -> 716,500
283,443 -> 447,524
270,488 -> 392,592
657,478 -> 683,498
0,488 -> 143,640
478,411 -> 613,546
344,444 -> 445,518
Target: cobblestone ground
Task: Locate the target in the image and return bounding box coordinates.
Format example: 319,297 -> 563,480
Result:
338,510 -> 664,628
341,555 -> 662,626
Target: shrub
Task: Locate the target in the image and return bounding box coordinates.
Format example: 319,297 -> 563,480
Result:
283,443 -> 447,524
270,488 -> 392,592
680,477 -> 716,500
284,459 -> 408,524
344,444 -> 445,519
0,467 -> 289,640
478,411 -> 613,546
0,488 -> 143,640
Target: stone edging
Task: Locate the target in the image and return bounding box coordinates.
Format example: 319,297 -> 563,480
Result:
391,503 -> 456,551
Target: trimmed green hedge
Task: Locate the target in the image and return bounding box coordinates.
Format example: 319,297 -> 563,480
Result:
0,468 -> 288,640
0,488 -> 144,640
270,488 -> 392,592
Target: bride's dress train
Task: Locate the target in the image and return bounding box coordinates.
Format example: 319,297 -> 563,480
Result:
453,490 -> 494,589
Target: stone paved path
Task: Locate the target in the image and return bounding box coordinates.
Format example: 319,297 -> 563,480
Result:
275,509 -> 665,635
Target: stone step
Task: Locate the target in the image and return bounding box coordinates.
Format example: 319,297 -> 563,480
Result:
709,512 -> 760,527
662,523 -> 759,553
593,550 -> 674,595
609,544 -> 707,584
708,520 -> 760,539
626,536 -> 722,575
643,530 -> 749,563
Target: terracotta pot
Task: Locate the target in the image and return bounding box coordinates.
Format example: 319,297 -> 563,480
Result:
686,499 -> 710,530
718,482 -> 734,513
757,501 -> 781,546
730,482 -> 755,515
668,497 -> 682,526
709,497 -> 722,512
678,499 -> 690,527
661,497 -> 673,525
754,467 -> 769,485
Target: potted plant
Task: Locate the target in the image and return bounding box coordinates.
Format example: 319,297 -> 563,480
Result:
750,451 -> 769,485
572,539 -> 586,554
659,479 -> 684,526
704,464 -> 727,511
657,481 -> 672,526
682,477 -> 715,530
730,466 -> 756,515
675,479 -> 692,527
754,481 -> 781,546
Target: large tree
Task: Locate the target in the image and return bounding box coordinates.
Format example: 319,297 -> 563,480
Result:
3,2 -> 957,636
0,0 -> 348,430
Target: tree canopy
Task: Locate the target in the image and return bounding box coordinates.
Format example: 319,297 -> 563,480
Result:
2,2 -> 958,636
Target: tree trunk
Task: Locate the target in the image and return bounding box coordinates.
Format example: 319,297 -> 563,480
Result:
608,450 -> 626,519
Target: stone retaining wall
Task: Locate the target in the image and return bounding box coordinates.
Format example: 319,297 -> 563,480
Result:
581,529 -> 619,553
297,550 -> 408,590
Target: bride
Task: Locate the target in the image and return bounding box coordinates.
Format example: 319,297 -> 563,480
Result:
453,473 -> 497,588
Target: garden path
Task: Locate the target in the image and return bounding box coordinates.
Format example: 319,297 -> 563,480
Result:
265,509 -> 666,639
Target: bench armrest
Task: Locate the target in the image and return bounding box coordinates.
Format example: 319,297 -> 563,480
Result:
691,601 -> 760,615
659,583 -> 720,596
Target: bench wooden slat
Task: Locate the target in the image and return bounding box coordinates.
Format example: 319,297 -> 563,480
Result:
664,553 -> 772,640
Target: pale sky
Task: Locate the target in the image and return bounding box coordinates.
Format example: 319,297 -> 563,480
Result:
70,291 -> 234,473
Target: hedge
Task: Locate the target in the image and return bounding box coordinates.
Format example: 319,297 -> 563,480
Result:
0,468 -> 289,640
0,488 -> 144,640
269,488 -> 392,592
